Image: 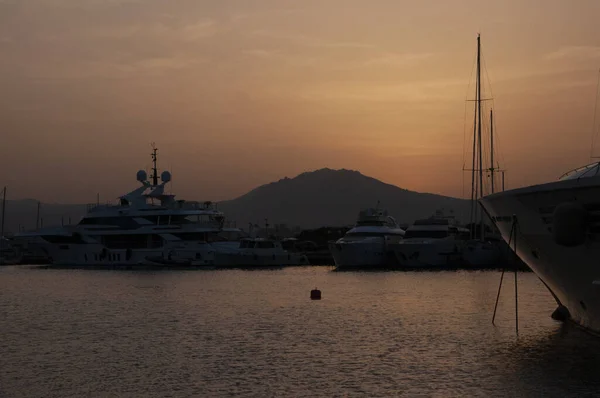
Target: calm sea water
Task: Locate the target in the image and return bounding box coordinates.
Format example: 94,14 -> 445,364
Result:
1,266 -> 600,397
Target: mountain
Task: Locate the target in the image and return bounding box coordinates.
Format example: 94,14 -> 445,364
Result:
0,169 -> 471,233
217,168 -> 470,229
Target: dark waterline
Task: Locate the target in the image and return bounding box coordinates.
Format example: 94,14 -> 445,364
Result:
1,266 -> 599,397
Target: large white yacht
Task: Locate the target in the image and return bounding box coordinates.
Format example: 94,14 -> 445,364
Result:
15,148 -> 234,267
329,207 -> 405,268
480,162 -> 600,334
391,209 -> 470,268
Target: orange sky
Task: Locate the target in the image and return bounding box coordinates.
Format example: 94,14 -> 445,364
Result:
1,0 -> 599,203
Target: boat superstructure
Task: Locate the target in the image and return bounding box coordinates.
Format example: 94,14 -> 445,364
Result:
329,206 -> 405,268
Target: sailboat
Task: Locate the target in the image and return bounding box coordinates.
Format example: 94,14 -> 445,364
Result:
461,34 -> 505,267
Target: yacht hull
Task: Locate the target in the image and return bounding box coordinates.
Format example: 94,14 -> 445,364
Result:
215,252 -> 308,267
462,240 -> 505,267
391,240 -> 463,268
42,243 -> 216,267
480,177 -> 600,334
328,240 -> 389,268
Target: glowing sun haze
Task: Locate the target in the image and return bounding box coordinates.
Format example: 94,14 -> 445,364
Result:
1,0 -> 599,203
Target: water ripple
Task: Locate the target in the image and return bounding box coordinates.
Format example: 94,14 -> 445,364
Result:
1,267 -> 599,397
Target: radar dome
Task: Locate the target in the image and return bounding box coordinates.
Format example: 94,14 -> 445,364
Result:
136,170 -> 148,182
161,170 -> 172,183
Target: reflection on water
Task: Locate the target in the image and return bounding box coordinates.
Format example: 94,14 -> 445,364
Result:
1,266 -> 599,397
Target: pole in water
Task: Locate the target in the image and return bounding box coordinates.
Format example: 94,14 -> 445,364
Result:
0,186 -> 6,239
492,222 -> 513,325
514,216 -> 519,335
492,269 -> 506,325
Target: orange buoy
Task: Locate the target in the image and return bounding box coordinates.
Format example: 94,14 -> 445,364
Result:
310,288 -> 322,300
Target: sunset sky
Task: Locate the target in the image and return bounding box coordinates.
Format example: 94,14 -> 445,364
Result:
1,0 -> 600,203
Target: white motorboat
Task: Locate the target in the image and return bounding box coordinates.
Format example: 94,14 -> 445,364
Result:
391,209 -> 469,268
329,207 -> 405,268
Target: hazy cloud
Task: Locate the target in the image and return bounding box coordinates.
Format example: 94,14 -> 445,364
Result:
297,79 -> 468,103
250,29 -> 375,50
361,52 -> 436,67
545,46 -> 600,60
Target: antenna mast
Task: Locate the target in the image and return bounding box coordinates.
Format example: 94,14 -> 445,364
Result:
151,143 -> 158,186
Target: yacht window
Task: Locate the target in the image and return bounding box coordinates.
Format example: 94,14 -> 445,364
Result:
174,233 -> 206,241
356,221 -> 386,227
207,232 -> 228,242
41,235 -> 86,244
80,217 -> 139,229
142,216 -> 159,224
100,234 -> 163,249
404,230 -> 449,239
346,232 -> 387,237
413,219 -> 450,226
164,215 -> 197,224
256,241 -> 275,249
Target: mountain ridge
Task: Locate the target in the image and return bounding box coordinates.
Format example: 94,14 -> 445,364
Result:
217,168 -> 468,228
1,168 -> 469,233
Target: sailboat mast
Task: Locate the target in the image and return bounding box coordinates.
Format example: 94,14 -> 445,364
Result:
469,40 -> 479,240
591,68 -> 600,160
477,34 -> 484,241
1,186 -> 6,239
490,108 -> 495,194
36,201 -> 41,229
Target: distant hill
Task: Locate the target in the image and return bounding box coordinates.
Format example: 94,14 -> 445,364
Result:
0,168 -> 471,233
1,199 -> 86,234
218,168 -> 470,229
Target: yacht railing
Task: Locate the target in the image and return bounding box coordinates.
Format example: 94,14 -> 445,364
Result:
85,201 -> 223,213
558,162 -> 600,181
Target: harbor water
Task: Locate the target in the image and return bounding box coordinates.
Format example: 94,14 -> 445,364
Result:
1,266 -> 600,397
